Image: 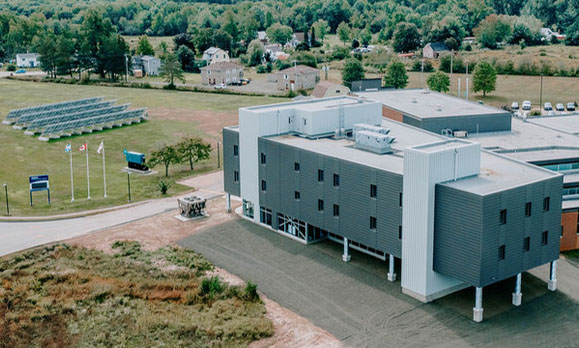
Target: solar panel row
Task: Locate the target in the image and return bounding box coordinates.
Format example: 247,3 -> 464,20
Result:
15,100 -> 116,126
4,97 -> 104,122
26,105 -> 129,132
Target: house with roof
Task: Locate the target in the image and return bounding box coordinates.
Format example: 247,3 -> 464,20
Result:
200,61 -> 244,86
202,47 -> 230,65
264,44 -> 289,61
274,65 -> 320,91
132,55 -> 161,76
311,81 -> 350,98
422,42 -> 450,59
257,31 -> 269,45
16,53 -> 40,68
286,32 -> 306,48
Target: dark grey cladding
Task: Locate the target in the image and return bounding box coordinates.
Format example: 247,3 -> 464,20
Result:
223,127 -> 240,197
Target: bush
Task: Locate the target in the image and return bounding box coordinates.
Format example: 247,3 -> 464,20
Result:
464,43 -> 472,51
111,241 -> 142,258
201,276 -> 224,298
6,64 -> 16,72
244,281 -> 259,302
411,60 -> 434,72
256,65 -> 267,73
331,46 -> 350,61
158,180 -> 170,195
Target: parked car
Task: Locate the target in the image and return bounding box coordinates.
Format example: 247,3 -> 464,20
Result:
511,102 -> 519,110
567,102 -> 576,111
15,69 -> 26,74
229,81 -> 242,86
213,83 -> 226,90
544,102 -> 552,111
240,78 -> 251,85
522,100 -> 532,110
556,103 -> 565,111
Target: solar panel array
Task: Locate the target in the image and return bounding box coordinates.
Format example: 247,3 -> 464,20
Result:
3,97 -> 148,141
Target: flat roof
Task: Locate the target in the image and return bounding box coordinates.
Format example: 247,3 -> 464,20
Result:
241,96 -> 377,113
526,115 -> 579,135
266,118 -> 557,195
357,89 -> 507,119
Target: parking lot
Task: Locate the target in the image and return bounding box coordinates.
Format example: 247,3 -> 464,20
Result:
179,218 -> 579,348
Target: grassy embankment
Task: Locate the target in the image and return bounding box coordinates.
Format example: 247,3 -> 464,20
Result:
0,242 -> 273,347
0,78 -> 282,216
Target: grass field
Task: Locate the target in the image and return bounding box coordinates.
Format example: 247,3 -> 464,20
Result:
0,79 -> 284,216
0,242 -> 273,347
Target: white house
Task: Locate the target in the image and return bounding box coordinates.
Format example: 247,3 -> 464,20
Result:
132,55 -> 161,76
202,47 -> 230,65
16,53 -> 40,68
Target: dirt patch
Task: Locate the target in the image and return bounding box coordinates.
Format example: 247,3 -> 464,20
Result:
148,108 -> 237,139
68,197 -> 343,348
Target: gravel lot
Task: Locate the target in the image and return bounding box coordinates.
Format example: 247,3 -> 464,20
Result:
180,218 -> 579,348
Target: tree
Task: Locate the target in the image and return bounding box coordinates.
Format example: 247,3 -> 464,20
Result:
427,71 -> 450,92
384,61 -> 408,89
246,39 -> 264,66
473,61 -> 497,96
319,0 -> 352,32
177,137 -> 212,171
36,31 -> 58,78
160,53 -> 185,88
337,22 -> 351,45
566,21 -> 579,46
100,34 -> 129,80
176,45 -> 196,72
136,35 -> 155,56
392,22 -> 420,53
148,144 -> 181,177
174,33 -> 195,51
342,58 -> 364,88
312,19 -> 330,44
81,9 -> 115,78
266,23 -> 293,45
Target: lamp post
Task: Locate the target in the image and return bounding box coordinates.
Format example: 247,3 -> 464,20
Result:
127,172 -> 132,203
124,54 -> 129,83
539,74 -> 544,112
3,184 -> 9,216
217,141 -> 221,169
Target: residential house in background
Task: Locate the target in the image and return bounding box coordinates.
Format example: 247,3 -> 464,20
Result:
540,28 -> 566,41
16,53 -> 40,68
202,47 -> 230,65
286,32 -> 306,48
312,81 -> 350,98
275,65 -> 319,91
257,31 -> 269,45
132,55 -> 161,76
422,42 -> 450,59
201,61 -> 244,86
264,44 -> 289,61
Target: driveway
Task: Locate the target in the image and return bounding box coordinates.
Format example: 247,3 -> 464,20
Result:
179,218 -> 579,348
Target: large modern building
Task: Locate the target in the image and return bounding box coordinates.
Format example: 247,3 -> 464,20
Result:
223,96 -> 562,322
357,89 -> 579,251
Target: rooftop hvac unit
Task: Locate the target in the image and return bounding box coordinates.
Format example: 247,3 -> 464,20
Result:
353,123 -> 390,137
453,130 -> 468,138
355,130 -> 395,154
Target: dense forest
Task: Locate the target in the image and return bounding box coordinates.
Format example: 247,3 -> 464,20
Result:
0,0 -> 577,78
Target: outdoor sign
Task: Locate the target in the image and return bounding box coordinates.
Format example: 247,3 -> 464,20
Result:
29,174 -> 50,206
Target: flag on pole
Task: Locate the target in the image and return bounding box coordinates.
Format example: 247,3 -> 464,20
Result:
79,143 -> 87,151
65,144 -> 71,153
97,141 -> 104,154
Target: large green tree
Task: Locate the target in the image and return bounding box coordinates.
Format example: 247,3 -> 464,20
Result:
148,144 -> 182,177
337,22 -> 351,45
473,61 -> 497,96
266,23 -> 293,45
427,71 -> 450,92
342,58 -> 364,88
160,53 -> 185,88
246,39 -> 264,67
392,22 -> 421,53
384,61 -> 408,89
312,19 -> 330,44
177,137 -> 212,171
136,35 -> 155,56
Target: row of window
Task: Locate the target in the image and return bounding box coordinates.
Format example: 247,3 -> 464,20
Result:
499,197 -> 550,225
497,231 -> 549,260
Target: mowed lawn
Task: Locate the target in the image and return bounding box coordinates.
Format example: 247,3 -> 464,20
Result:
0,79 -> 282,216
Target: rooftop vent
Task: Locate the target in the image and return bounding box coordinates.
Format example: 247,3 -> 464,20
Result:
353,123 -> 390,138
355,130 -> 395,154
412,97 -> 418,103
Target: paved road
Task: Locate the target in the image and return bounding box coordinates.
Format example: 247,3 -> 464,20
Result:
179,218 -> 579,348
0,171 -> 225,256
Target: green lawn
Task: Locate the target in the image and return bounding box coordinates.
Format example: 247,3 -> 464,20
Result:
0,79 -> 282,216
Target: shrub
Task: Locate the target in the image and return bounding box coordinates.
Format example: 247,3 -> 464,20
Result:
256,65 -> 267,74
244,281 -> 259,302
158,180 -> 170,195
111,241 -> 142,258
331,46 -> 350,61
6,64 -> 16,71
464,43 -> 472,52
411,60 -> 433,72
201,276 -> 224,298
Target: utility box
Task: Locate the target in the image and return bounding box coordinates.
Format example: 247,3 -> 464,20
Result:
124,150 -> 149,171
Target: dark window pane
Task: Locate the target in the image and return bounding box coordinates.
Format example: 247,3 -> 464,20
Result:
500,209 -> 507,225
370,184 -> 377,198
523,237 -> 530,252
525,202 -> 532,217
498,245 -> 505,260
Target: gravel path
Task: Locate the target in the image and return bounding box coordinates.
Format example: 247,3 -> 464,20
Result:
179,218 -> 579,348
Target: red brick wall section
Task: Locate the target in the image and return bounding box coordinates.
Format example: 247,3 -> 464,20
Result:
382,106 -> 403,123
560,211 -> 579,251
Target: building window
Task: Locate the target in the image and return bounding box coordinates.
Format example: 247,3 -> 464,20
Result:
525,202 -> 532,217
498,245 -> 506,260
333,204 -> 339,217
370,184 -> 377,198
260,152 -> 266,164
318,199 -> 324,212
261,180 -> 266,192
543,197 -> 550,211
542,231 -> 549,245
260,207 -> 272,226
370,216 -> 377,230
294,191 -> 300,200
233,144 -> 238,156
500,209 -> 507,225
398,225 -> 402,239
333,174 -> 340,187
294,162 -> 300,171
233,170 -> 239,183
523,237 -> 530,252
318,169 -> 324,182
399,192 -> 403,207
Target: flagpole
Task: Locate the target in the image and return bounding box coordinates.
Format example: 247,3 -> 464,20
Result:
86,142 -> 91,200
70,148 -> 75,202
102,144 -> 107,198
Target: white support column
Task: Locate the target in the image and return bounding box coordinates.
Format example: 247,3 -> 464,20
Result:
548,260 -> 557,291
387,254 -> 397,282
226,193 -> 231,213
342,238 -> 351,262
473,287 -> 483,323
512,273 -> 522,306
